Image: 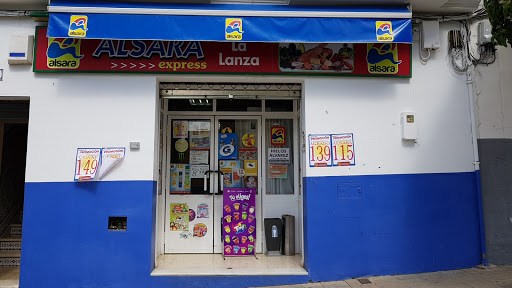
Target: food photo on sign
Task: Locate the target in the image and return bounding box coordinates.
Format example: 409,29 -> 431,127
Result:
279,43 -> 354,72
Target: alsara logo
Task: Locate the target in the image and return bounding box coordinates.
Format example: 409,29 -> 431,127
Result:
367,43 -> 401,74
68,15 -> 88,37
47,38 -> 83,69
376,21 -> 394,42
225,18 -> 243,40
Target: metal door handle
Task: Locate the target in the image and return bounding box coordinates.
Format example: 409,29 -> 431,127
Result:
203,170 -> 215,193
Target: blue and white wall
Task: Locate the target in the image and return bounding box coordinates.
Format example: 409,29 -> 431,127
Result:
301,21 -> 482,282
0,17 -> 483,287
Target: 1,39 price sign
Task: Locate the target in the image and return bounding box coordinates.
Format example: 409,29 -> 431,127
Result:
309,135 -> 332,167
331,134 -> 355,166
74,148 -> 101,181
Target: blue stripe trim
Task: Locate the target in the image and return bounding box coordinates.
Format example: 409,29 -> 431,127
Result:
9,53 -> 26,57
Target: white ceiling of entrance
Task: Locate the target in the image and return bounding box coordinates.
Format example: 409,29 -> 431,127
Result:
0,0 -> 481,15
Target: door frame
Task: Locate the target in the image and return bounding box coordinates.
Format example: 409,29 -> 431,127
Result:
159,98 -> 301,258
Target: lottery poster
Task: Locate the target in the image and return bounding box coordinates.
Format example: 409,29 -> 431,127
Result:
74,148 -> 101,181
223,188 -> 256,256
331,133 -> 356,166
308,134 -> 332,167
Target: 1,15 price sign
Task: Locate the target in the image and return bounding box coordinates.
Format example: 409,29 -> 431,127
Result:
74,148 -> 101,181
331,134 -> 355,166
308,135 -> 332,167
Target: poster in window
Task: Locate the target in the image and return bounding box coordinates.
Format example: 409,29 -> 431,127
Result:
219,133 -> 238,160
271,126 -> 286,146
220,160 -> 242,188
170,164 -> 191,193
170,203 -> 189,231
173,121 -> 188,138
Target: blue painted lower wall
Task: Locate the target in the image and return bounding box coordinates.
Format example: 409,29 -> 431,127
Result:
19,181 -> 308,288
19,172 -> 481,287
304,172 -> 481,282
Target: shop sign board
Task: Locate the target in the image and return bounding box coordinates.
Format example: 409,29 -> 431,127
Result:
223,188 -> 256,256
34,27 -> 412,78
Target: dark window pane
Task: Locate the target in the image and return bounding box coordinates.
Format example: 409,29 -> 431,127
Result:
265,100 -> 293,112
217,99 -> 261,112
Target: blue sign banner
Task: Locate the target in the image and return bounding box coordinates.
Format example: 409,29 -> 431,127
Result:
47,1 -> 412,43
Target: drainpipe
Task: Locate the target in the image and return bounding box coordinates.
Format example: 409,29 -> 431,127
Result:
467,68 -> 488,266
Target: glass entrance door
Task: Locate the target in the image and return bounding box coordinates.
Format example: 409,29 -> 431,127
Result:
165,116 -> 262,254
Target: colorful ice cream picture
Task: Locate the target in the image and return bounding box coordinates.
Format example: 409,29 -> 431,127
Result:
222,188 -> 256,256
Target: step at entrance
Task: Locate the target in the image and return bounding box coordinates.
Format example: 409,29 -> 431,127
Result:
0,251 -> 21,267
0,211 -> 23,267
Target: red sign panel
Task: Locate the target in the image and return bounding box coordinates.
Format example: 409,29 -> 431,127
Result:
34,27 -> 411,77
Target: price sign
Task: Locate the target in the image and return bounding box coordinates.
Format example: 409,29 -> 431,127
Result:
75,148 -> 101,181
308,135 -> 332,167
331,134 -> 355,166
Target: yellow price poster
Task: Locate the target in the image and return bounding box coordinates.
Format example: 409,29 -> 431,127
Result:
74,148 -> 101,181
331,134 -> 355,166
308,135 -> 332,167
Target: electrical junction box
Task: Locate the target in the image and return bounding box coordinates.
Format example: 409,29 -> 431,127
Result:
421,21 -> 440,50
478,19 -> 492,45
8,35 -> 34,65
401,112 -> 417,141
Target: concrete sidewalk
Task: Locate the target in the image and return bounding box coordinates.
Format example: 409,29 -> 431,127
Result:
256,265 -> 512,288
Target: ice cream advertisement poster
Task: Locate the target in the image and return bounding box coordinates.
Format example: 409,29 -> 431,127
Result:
223,188 -> 256,256
170,203 -> 189,231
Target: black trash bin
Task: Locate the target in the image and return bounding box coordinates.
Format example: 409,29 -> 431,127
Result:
264,218 -> 282,256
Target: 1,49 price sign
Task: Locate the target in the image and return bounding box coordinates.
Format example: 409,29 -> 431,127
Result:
309,135 -> 332,167
74,148 -> 101,181
331,134 -> 355,166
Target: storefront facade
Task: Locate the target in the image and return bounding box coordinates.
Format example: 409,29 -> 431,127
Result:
0,1 -> 484,287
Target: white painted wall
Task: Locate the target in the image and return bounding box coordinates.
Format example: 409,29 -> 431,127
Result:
473,45 -> 512,139
0,18 -> 159,182
303,22 -> 476,177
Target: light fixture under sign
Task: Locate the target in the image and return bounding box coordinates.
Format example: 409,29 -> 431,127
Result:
0,69 -> 3,81
189,99 -> 212,106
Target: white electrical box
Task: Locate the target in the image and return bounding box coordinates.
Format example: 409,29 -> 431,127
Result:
401,112 -> 417,141
478,19 -> 492,45
421,21 -> 440,50
8,35 -> 34,65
